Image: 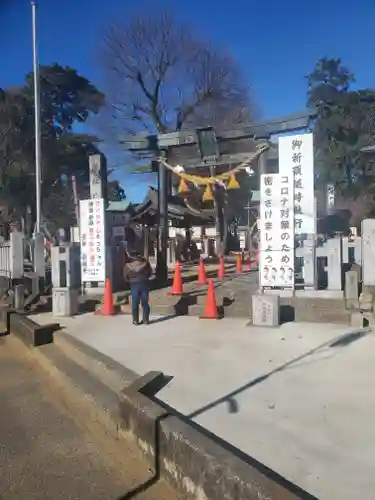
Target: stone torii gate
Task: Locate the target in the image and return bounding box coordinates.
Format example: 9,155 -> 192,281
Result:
121,109 -> 317,284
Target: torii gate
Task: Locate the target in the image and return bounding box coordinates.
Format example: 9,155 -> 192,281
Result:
121,109 -> 317,284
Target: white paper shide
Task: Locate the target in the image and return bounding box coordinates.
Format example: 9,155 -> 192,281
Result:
80,198 -> 106,282
259,174 -> 294,287
278,133 -> 315,235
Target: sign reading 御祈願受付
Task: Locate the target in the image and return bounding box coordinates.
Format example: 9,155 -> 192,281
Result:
278,133 -> 315,235
259,173 -> 295,288
79,198 -> 106,282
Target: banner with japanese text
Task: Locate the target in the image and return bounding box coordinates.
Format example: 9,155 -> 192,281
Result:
278,133 -> 315,235
259,173 -> 295,288
79,198 -> 106,282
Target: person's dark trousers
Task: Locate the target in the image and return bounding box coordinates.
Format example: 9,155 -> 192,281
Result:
130,282 -> 150,325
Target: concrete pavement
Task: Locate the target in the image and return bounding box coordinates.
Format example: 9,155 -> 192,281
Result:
0,333 -> 181,500
33,311 -> 375,500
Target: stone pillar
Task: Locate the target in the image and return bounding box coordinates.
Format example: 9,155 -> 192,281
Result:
203,238 -> 209,258
33,232 -> 45,279
14,284 -> 25,311
89,153 -> 108,201
302,234 -> 316,289
326,183 -> 335,215
251,294 -> 280,327
326,238 -> 342,290
167,240 -> 176,267
361,219 -> 375,289
52,288 -> 79,316
345,270 -> 359,309
354,238 -> 362,267
10,231 -> 24,279
51,245 -> 81,289
51,244 -> 80,316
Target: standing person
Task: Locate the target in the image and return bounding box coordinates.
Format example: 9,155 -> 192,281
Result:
123,251 -> 153,325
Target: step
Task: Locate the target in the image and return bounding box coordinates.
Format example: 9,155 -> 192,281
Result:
294,307 -> 351,324
292,297 -> 348,312
54,332 -> 137,393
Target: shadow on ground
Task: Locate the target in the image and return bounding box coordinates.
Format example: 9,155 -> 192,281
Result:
28,297 -> 101,317
186,327 -> 371,419
149,314 -> 177,325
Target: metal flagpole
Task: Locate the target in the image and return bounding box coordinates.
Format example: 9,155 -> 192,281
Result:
31,1 -> 42,234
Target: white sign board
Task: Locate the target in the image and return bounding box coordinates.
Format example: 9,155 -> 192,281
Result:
278,133 -> 315,235
362,218 -> 375,286
239,233 -> 246,249
259,174 -> 295,288
80,198 -> 106,282
191,227 -> 201,239
205,227 -> 216,238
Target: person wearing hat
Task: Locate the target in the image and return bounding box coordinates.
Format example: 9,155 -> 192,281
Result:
123,251 -> 153,325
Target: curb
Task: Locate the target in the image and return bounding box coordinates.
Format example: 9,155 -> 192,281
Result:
5,308 -> 318,500
54,330 -> 138,392
119,373 -> 319,500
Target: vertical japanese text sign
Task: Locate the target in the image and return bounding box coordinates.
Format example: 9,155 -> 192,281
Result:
89,154 -> 108,200
279,173 -> 295,286
79,198 -> 106,282
278,133 -> 315,235
259,174 -> 294,288
260,174 -> 279,287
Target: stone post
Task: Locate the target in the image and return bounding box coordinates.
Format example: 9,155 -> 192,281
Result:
14,284 -> 25,311
345,270 -> 359,309
33,232 -> 45,279
10,231 -> 24,279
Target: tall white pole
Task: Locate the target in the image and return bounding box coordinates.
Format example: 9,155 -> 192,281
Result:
31,1 -> 42,234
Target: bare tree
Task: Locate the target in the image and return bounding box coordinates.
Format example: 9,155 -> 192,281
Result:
98,11 -> 254,141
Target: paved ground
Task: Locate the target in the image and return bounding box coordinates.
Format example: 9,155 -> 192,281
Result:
33,312 -> 375,500
0,333 -> 181,500
85,260 -> 245,315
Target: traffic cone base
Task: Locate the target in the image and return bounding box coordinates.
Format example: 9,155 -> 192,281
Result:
200,279 -> 220,320
197,258 -> 207,285
168,261 -> 184,296
98,279 -> 115,316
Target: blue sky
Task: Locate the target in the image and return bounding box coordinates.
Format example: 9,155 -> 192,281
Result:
1,0 -> 375,201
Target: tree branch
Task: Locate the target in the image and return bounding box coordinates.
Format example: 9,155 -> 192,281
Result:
97,10 -> 254,144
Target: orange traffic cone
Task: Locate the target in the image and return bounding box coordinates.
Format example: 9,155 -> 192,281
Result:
218,255 -> 225,279
98,279 -> 115,316
168,261 -> 184,296
200,280 -> 219,320
236,253 -> 243,274
245,252 -> 252,271
197,258 -> 207,285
